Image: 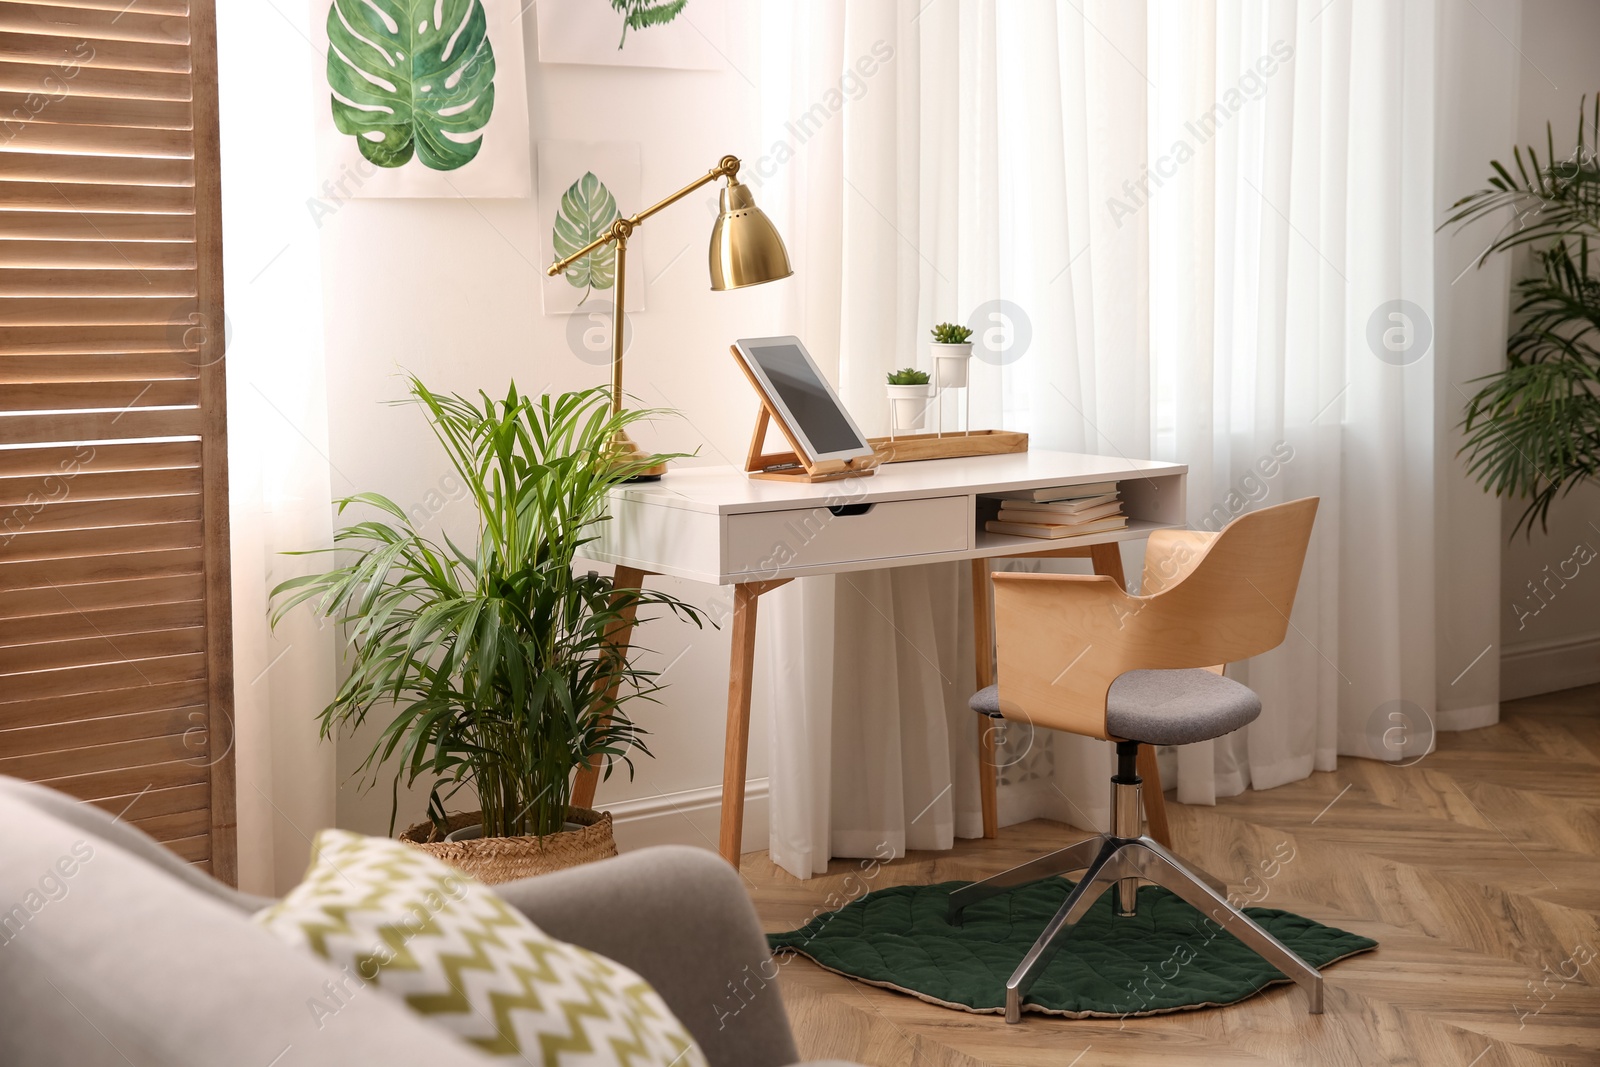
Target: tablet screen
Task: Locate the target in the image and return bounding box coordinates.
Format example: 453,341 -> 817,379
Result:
745,340 -> 869,456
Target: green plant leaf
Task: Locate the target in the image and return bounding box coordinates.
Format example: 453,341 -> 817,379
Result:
607,0 -> 688,49
1442,95 -> 1600,264
325,0 -> 497,171
1459,244 -> 1600,535
552,171 -> 620,304
1446,96 -> 1600,535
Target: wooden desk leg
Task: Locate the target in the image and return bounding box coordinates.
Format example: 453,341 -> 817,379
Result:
718,579 -> 791,866
971,559 -> 999,838
1088,541 -> 1127,588
572,565 -> 647,812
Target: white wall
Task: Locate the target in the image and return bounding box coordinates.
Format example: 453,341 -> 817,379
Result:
313,9 -> 787,848
1497,0 -> 1600,699
1434,0 -> 1520,730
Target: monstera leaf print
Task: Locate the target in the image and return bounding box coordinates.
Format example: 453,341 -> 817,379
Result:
326,0 -> 496,170
552,172 -> 620,305
608,0 -> 688,49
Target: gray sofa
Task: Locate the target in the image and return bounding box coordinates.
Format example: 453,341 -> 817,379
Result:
0,777 -> 859,1067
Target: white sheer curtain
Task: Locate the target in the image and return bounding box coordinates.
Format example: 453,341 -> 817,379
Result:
759,0 -> 1471,879
217,1 -> 340,895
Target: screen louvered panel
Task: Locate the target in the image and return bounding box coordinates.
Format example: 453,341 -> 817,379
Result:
0,0 -> 233,883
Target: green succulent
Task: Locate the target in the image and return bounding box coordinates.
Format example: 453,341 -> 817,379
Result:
930,322 -> 973,345
887,367 -> 931,385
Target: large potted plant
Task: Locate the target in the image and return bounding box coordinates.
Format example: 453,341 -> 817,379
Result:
1446,96 -> 1600,533
271,379 -> 703,882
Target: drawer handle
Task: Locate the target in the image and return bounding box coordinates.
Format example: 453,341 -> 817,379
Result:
827,503 -> 875,517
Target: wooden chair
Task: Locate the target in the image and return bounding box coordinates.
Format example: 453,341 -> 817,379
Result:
954,497 -> 1324,1022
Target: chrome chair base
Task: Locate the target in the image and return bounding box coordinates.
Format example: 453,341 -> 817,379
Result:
950,740 -> 1325,1022
949,832 -> 1325,1023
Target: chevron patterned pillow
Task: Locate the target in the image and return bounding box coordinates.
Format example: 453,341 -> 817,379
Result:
254,829 -> 708,1066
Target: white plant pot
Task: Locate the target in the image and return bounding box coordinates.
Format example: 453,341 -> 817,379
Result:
886,383 -> 932,431
931,342 -> 973,388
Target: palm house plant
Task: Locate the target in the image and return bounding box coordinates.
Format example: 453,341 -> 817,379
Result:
886,366 -> 933,431
1446,96 -> 1600,534
271,379 -> 703,882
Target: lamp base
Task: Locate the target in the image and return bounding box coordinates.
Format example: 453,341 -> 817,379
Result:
610,428 -> 668,481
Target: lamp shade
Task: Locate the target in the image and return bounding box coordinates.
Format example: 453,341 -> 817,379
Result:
708,179 -> 792,290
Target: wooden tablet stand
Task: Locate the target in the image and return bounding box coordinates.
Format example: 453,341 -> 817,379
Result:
732,345 -> 877,483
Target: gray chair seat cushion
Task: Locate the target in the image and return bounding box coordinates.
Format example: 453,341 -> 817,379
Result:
968,669 -> 1262,746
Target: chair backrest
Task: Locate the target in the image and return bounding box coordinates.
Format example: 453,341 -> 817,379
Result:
993,497 -> 1319,739
1139,528 -> 1217,595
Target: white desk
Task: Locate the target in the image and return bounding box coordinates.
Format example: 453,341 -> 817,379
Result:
576,449 -> 1188,864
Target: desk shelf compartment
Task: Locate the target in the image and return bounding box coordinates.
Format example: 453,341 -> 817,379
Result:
972,470 -> 1187,551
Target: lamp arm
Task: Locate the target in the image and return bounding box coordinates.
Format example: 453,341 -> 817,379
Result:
544,154 -> 742,277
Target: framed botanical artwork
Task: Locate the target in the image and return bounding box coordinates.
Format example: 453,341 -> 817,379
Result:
536,140 -> 645,316
311,0 -> 532,198
534,0 -> 728,71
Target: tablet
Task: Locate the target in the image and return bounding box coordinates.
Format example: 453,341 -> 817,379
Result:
732,336 -> 875,464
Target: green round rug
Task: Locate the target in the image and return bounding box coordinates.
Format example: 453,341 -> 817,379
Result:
768,878 -> 1376,1018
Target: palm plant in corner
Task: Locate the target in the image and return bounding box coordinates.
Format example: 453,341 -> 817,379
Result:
271,379 -> 703,882
1446,95 -> 1600,535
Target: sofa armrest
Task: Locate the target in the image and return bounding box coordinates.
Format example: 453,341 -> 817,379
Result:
492,846 -> 801,1067
0,780 -> 493,1067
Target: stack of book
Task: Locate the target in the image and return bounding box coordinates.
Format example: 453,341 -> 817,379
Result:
983,481 -> 1127,539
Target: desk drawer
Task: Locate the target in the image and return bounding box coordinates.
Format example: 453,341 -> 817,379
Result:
725,496 -> 970,576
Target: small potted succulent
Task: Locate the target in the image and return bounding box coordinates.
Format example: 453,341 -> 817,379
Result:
930,322 -> 974,388
886,367 -> 932,431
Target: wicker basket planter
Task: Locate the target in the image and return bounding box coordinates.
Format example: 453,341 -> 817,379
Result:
398,807 -> 617,884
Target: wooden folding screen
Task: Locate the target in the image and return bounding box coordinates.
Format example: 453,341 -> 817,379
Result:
0,0 -> 235,883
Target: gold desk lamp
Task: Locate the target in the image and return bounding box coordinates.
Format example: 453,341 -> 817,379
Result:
545,154 -> 792,480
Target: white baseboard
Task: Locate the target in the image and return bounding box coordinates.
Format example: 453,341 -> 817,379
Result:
602,778 -> 769,856
1436,702 -> 1499,732
1501,631 -> 1600,701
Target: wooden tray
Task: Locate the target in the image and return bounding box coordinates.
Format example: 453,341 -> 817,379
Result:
869,430 -> 1029,464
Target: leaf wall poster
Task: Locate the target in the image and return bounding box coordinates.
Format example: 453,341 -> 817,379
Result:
326,0 -> 497,170
608,0 -> 688,50
311,0 -> 531,198
537,141 -> 644,317
552,172 -> 620,304
535,0 -> 728,70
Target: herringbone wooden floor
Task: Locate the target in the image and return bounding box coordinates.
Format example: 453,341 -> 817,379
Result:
742,685 -> 1600,1067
